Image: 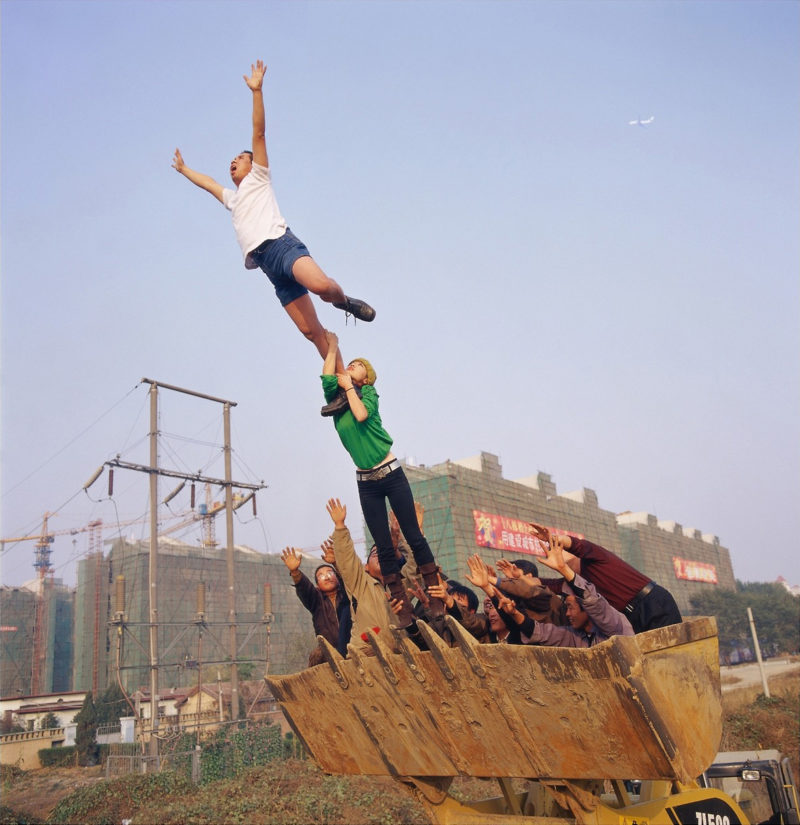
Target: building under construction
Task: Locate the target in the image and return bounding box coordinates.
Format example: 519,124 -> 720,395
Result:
73,537 -> 317,695
0,580 -> 74,698
402,451 -> 736,616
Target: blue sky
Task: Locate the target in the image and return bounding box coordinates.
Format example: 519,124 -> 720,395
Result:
2,0 -> 798,588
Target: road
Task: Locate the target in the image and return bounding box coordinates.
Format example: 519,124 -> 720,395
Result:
720,658 -> 800,692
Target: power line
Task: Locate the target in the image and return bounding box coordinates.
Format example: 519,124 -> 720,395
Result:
2,383 -> 142,500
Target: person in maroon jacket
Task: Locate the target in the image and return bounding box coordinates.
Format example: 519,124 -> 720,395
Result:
528,523 -> 682,634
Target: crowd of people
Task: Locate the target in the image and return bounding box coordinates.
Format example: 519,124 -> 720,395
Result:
282,499 -> 683,666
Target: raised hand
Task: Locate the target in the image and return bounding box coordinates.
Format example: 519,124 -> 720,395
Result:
326,498 -> 347,528
280,547 -> 302,573
243,59 -> 266,91
320,538 -> 336,565
496,592 -> 517,615
388,595 -> 406,616
408,581 -> 430,609
496,559 -> 521,580
539,533 -> 570,576
171,148 -> 185,173
465,554 -> 493,594
335,371 -> 354,391
426,575 -> 453,609
528,522 -> 551,543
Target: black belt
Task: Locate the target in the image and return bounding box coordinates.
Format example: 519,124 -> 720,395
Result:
624,581 -> 655,614
356,458 -> 400,482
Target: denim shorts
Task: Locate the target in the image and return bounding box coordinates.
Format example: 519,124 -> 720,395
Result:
249,228 -> 310,306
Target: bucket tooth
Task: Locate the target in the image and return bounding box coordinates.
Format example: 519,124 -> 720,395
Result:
363,627 -> 399,684
390,625 -> 427,683
316,635 -> 349,690
415,619 -> 455,681
444,615 -> 486,677
346,644 -> 375,687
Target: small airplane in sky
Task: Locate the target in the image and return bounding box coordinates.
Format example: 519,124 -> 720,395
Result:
628,116 -> 655,126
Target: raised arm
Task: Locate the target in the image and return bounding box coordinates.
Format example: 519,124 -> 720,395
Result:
172,148 -> 225,203
243,60 -> 268,168
323,331 -> 339,376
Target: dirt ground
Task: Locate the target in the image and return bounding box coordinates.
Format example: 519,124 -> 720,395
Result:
2,764 -> 105,821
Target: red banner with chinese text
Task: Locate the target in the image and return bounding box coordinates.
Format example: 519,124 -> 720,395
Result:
472,510 -> 583,556
672,557 -> 718,583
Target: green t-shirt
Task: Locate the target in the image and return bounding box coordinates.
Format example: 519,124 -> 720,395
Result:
322,375 -> 393,470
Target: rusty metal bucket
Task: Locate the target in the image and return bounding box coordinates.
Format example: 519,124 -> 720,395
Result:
267,616 -> 721,785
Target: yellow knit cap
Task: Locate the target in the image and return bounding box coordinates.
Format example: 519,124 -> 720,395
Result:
353,358 -> 376,385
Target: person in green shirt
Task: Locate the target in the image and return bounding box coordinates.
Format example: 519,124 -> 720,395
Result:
321,332 -> 443,628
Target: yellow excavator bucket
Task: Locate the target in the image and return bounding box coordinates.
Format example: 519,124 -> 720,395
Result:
267,616 -> 721,785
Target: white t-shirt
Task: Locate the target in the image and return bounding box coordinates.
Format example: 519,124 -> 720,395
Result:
222,162 -> 288,269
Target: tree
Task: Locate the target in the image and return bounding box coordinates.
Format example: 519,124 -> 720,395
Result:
39,711 -> 59,730
690,582 -> 800,659
74,692 -> 99,766
95,683 -> 130,726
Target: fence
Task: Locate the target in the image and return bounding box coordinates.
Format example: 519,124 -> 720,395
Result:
104,718 -> 303,783
106,747 -> 200,782
96,723 -> 122,744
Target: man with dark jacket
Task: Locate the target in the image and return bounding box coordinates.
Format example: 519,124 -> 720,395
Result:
528,523 -> 681,633
281,546 -> 351,666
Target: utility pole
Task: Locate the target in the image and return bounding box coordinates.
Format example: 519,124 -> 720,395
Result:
223,402 -> 239,721
746,607 -> 770,698
104,378 -> 267,761
147,382 -> 160,761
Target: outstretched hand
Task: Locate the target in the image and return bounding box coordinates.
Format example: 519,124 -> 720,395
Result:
496,558 -> 521,580
243,59 -> 266,91
426,574 -> 454,609
496,592 -> 517,615
172,148 -> 185,173
465,554 -> 494,595
539,533 -> 572,578
280,547 -> 302,573
388,595 -> 407,617
326,497 -> 347,529
528,522 -> 551,544
408,581 -> 430,609
335,371 -> 355,391
320,538 -> 336,565
325,330 -> 339,354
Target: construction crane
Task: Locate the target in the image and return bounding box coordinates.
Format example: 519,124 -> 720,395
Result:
1,510 -> 191,695
0,514 -> 101,694
158,484 -> 249,547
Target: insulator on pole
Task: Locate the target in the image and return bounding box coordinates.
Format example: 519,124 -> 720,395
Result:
108,468 -> 114,497
83,465 -> 104,490
197,581 -> 206,616
252,494 -> 257,517
190,483 -> 196,509
163,481 -> 185,505
115,575 -> 125,614
263,583 -> 272,616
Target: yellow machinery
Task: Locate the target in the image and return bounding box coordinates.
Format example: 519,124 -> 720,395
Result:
268,617 -> 753,824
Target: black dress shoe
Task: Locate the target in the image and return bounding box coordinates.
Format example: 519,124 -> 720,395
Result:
332,296 -> 376,322
320,389 -> 349,417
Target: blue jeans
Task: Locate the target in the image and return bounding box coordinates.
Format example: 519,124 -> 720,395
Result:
248,228 -> 310,306
357,466 -> 435,577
